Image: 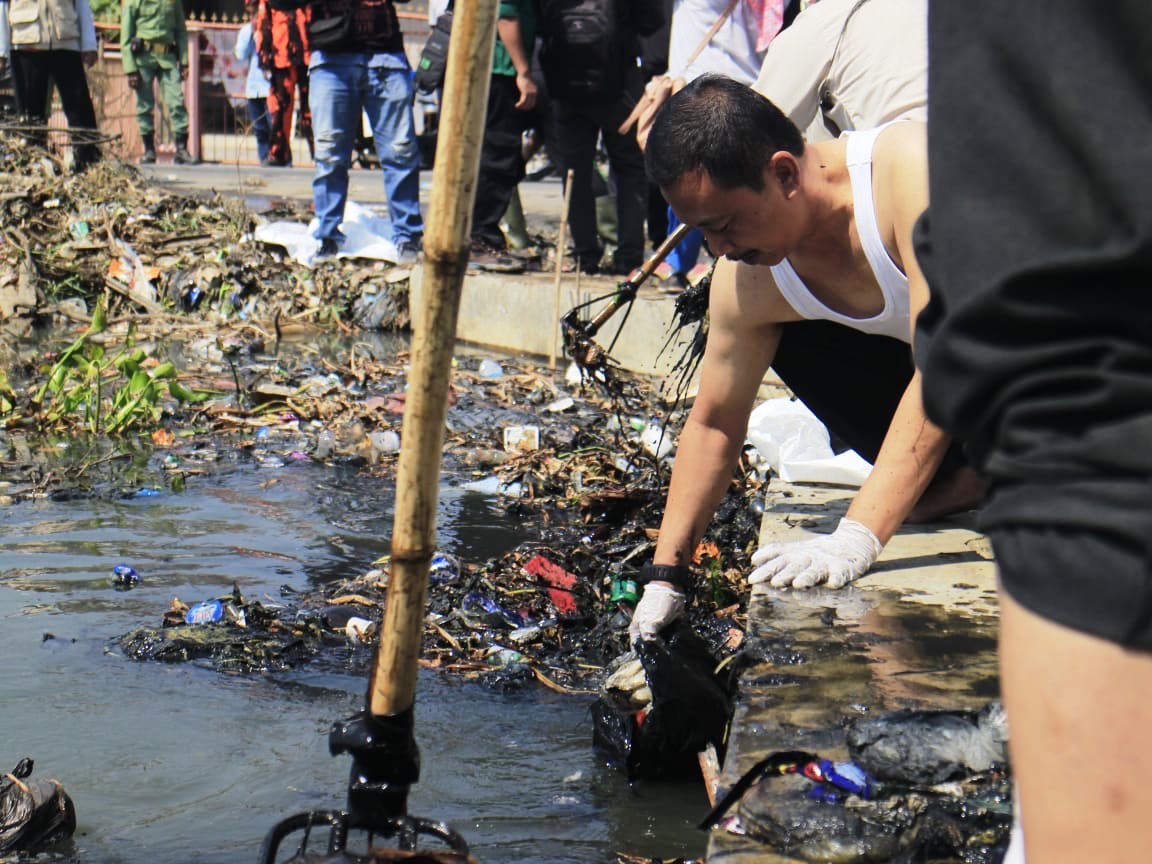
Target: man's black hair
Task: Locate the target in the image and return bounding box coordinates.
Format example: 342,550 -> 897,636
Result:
645,74 -> 805,192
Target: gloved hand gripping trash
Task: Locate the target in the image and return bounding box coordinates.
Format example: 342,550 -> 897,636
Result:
748,517 -> 883,590
628,562 -> 691,643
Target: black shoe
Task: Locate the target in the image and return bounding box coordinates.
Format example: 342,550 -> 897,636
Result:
260,156 -> 291,167
393,240 -> 421,266
174,135 -> 198,165
315,237 -> 342,260
139,148 -> 156,165
468,240 -> 524,273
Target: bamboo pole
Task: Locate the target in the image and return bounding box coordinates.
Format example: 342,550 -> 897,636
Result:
369,0 -> 499,719
550,168 -> 575,371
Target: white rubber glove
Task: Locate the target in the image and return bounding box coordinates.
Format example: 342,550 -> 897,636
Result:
628,582 -> 686,643
748,517 -> 883,590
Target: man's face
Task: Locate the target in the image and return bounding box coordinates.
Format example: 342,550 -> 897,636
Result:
663,165 -> 793,267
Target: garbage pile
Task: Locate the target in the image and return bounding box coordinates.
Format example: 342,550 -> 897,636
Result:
0,134 -> 413,340
704,703 -> 1013,863
95,347 -> 763,692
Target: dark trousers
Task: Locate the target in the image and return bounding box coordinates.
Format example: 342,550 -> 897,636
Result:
471,74 -> 526,250
773,319 -> 967,474
267,64 -> 311,164
247,97 -> 271,163
550,74 -> 647,271
11,50 -> 100,166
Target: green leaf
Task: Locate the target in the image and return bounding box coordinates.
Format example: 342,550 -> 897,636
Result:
169,381 -> 212,404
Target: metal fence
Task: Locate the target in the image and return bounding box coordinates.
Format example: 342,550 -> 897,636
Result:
20,12 -> 433,167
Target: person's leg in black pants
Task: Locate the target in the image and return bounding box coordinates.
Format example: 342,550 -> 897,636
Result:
550,101 -> 602,272
598,72 -> 647,272
771,319 -> 976,517
47,51 -> 101,168
471,74 -> 526,251
10,51 -> 51,149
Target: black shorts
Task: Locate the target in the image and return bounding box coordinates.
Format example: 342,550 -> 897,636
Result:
985,477 -> 1152,651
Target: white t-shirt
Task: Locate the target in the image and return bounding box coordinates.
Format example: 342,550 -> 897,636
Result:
668,0 -> 765,85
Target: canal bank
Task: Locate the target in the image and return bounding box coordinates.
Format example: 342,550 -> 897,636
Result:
146,159 -> 1005,862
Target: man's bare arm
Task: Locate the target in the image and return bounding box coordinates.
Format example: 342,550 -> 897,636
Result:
652,260 -> 787,567
845,121 -> 949,544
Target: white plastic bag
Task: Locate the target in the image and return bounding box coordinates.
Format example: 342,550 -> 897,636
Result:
745,397 -> 872,487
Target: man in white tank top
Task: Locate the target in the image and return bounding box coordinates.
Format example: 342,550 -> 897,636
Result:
628,74 -> 983,640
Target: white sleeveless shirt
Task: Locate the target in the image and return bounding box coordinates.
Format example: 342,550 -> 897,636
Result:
770,124 -> 911,343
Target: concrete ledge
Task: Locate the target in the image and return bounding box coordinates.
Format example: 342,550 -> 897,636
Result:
410,266 -> 697,378
707,482 -> 999,862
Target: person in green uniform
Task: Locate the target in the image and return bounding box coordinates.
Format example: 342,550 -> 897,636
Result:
121,0 -> 197,164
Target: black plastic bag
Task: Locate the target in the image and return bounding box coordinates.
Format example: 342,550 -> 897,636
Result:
0,758 -> 77,854
592,620 -> 731,781
415,8 -> 453,94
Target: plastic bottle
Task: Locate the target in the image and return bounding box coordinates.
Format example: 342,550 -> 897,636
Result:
369,430 -> 401,456
477,358 -> 504,379
110,564 -> 141,589
185,599 -> 225,625
314,429 -> 336,459
641,418 -> 675,459
609,576 -> 638,605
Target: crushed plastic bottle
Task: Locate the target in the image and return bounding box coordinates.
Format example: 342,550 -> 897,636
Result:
641,418 -> 675,459
185,599 -> 224,625
110,564 -> 141,590
369,430 -> 401,456
477,358 -> 504,379
314,428 -> 336,459
429,552 -> 460,585
609,576 -> 638,606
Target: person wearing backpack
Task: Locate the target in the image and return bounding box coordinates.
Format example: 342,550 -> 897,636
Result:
467,0 -> 537,271
254,0 -> 311,166
538,0 -> 666,275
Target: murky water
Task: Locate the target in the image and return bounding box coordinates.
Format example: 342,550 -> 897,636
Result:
1,455 -> 709,863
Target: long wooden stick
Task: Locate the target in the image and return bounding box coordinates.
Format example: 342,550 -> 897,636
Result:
550,168 -> 575,370
619,0 -> 741,135
368,0 -> 499,719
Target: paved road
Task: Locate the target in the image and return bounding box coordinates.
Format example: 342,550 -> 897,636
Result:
138,162 -> 569,232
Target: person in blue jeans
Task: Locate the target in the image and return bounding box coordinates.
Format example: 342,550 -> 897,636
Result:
234,3 -> 271,164
306,0 -> 423,264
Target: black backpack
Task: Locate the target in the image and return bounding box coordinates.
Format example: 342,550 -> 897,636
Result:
539,0 -> 623,104
414,5 -> 453,94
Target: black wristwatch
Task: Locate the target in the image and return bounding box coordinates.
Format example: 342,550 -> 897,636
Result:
638,561 -> 694,598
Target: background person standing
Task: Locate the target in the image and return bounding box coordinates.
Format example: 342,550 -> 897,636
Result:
121,0 -> 197,164
234,1 -> 271,163
255,0 -> 311,166
306,0 -> 423,264
0,0 -> 102,170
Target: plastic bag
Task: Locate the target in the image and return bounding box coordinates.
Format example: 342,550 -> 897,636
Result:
745,397 -> 872,487
0,758 -> 76,854
591,620 -> 731,781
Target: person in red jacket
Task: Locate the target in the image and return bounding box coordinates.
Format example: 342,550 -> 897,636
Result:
255,0 -> 312,166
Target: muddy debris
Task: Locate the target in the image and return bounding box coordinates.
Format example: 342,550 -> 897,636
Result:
0,133 -> 414,340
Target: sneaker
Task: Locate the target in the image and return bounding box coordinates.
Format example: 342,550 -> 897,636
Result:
174,146 -> 199,165
659,271 -> 690,295
686,262 -> 712,287
139,149 -> 156,165
393,241 -> 421,267
260,156 -> 291,167
468,241 -> 524,273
